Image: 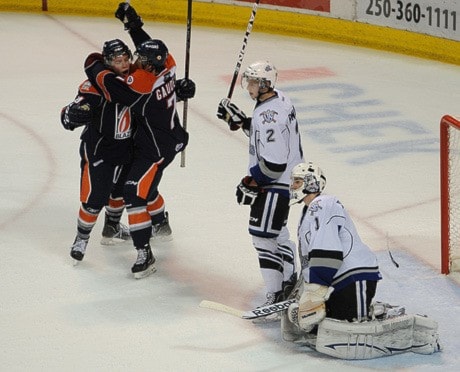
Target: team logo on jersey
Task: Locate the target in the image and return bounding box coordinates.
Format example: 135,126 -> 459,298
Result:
115,106 -> 132,139
260,109 -> 278,124
308,200 -> 322,215
126,75 -> 134,85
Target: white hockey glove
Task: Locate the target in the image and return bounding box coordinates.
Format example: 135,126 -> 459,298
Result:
288,283 -> 334,332
236,176 -> 259,205
217,98 -> 248,131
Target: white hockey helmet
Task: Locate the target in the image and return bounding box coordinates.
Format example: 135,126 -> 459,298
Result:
290,162 -> 326,203
241,60 -> 278,91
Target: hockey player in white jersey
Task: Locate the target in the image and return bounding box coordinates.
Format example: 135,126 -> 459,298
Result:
284,162 -> 441,359
217,61 -> 304,317
288,162 -> 382,325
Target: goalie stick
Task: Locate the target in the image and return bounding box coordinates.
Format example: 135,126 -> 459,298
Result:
199,298 -> 296,319
199,276 -> 303,319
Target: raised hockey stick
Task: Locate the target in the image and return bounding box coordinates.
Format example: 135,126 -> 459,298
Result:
180,0 -> 192,167
226,0 -> 261,100
199,298 -> 296,319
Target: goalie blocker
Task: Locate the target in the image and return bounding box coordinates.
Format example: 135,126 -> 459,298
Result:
283,313 -> 441,360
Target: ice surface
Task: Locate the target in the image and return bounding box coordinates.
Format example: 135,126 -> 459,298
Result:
1,12 -> 459,371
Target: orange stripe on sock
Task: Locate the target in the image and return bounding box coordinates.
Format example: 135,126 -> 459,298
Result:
128,210 -> 151,225
108,197 -> 125,209
79,206 -> 98,224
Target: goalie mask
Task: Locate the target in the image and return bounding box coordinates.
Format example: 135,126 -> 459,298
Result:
135,39 -> 168,73
290,162 -> 326,204
241,60 -> 278,93
102,39 -> 132,67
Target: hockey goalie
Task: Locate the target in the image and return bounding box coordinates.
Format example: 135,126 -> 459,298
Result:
283,162 -> 441,359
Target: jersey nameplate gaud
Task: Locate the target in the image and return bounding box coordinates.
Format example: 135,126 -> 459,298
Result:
155,78 -> 175,100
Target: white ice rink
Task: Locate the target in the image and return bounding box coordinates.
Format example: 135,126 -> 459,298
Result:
1,11 -> 460,371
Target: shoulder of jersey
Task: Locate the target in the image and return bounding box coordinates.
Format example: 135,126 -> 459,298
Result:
125,70 -> 156,93
78,80 -> 100,95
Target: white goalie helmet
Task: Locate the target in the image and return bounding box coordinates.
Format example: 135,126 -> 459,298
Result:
241,60 -> 278,91
290,162 -> 327,203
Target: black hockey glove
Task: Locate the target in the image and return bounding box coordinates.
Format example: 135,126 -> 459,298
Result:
175,78 -> 196,101
60,101 -> 92,131
236,176 -> 259,206
217,98 -> 248,131
115,2 -> 144,31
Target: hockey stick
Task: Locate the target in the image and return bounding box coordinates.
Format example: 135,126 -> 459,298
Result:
180,0 -> 192,168
199,276 -> 304,319
226,0 -> 261,100
199,298 -> 296,319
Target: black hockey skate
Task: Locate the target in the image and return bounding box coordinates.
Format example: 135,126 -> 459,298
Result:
131,245 -> 156,279
70,236 -> 88,264
151,211 -> 172,242
101,216 -> 131,245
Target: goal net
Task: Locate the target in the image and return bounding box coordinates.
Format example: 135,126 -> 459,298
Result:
440,115 -> 460,274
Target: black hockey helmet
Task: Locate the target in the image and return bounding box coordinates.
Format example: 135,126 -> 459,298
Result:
134,39 -> 168,72
102,39 -> 132,66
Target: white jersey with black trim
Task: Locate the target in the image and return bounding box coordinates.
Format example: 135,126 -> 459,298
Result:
248,89 -> 304,190
298,194 -> 382,290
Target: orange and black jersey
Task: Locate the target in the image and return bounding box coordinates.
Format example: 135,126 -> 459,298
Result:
77,80 -> 134,165
85,54 -> 188,162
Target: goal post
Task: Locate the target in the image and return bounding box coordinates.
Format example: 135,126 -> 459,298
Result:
440,115 -> 460,274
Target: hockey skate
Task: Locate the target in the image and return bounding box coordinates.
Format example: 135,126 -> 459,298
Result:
131,245 -> 156,279
70,237 -> 88,264
101,218 -> 131,245
151,212 -> 172,242
252,290 -> 285,324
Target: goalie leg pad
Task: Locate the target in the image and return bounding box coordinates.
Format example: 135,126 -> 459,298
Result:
316,316 -> 414,359
411,315 -> 441,354
315,314 -> 440,360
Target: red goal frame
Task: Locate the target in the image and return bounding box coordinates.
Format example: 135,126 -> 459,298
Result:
440,115 -> 460,274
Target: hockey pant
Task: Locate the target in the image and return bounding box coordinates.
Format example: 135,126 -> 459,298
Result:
77,152 -> 129,239
249,191 -> 297,294
326,280 -> 378,322
124,156 -> 171,248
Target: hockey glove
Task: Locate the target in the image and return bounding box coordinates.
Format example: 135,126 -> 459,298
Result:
115,2 -> 144,31
175,78 -> 196,101
288,283 -> 334,332
60,101 -> 92,131
236,176 -> 259,205
217,98 -> 247,131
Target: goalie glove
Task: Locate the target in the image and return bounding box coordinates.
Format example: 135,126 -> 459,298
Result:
288,283 -> 334,332
175,78 -> 196,101
217,98 -> 248,131
60,101 -> 92,131
115,2 -> 144,31
236,176 -> 259,205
